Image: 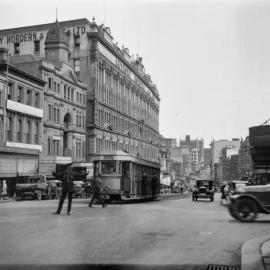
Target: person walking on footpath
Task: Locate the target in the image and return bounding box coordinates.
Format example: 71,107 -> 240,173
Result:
53,164 -> 75,215
88,174 -> 106,208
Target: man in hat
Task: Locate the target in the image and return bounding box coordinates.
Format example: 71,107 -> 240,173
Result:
53,164 -> 75,215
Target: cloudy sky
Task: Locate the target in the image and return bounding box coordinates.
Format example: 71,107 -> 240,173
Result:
1,0 -> 270,146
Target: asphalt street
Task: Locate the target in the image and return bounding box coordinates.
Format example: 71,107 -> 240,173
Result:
0,193 -> 270,269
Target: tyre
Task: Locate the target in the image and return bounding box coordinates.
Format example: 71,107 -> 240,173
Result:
36,190 -> 42,201
232,198 -> 258,222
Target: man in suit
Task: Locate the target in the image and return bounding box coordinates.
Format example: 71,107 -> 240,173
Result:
53,164 -> 75,215
88,174 -> 106,208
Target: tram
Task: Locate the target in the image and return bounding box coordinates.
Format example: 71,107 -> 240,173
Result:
91,150 -> 160,201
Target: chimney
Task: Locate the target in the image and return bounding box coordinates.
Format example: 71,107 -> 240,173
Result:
0,47 -> 8,64
186,135 -> 190,142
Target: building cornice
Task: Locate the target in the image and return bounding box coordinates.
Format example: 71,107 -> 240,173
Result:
88,31 -> 160,102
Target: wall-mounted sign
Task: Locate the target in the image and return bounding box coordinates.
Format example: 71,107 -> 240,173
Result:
0,32 -> 44,45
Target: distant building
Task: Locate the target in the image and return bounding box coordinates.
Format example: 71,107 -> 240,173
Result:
219,146 -> 240,183
159,136 -> 177,148
210,139 -> 241,185
238,136 -> 253,177
204,148 -> 211,168
179,135 -> 204,172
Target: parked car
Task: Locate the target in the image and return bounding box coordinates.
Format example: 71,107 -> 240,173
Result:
47,180 -> 62,199
171,186 -> 179,193
192,180 -> 215,201
15,175 -> 51,200
228,184 -> 270,222
73,181 -> 86,198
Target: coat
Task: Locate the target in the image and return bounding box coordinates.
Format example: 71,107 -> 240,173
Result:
53,169 -> 76,193
91,178 -> 102,195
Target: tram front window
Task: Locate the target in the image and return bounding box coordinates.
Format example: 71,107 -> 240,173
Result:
101,161 -> 117,174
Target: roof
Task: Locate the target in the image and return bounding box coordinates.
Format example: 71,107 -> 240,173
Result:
0,18 -> 90,35
45,20 -> 68,46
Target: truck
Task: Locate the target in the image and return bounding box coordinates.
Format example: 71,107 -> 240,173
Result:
15,175 -> 59,200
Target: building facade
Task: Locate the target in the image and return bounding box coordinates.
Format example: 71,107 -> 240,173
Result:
210,138 -> 241,185
0,18 -> 160,165
0,47 -> 45,193
9,21 -> 88,175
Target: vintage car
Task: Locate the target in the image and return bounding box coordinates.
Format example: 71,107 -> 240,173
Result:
228,184 -> 270,222
192,180 -> 215,202
73,181 -> 86,198
16,175 -> 50,200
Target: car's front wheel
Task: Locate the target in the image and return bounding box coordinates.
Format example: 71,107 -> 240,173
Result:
232,198 -> 258,222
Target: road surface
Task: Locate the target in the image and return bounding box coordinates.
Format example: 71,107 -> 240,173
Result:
0,193 -> 270,269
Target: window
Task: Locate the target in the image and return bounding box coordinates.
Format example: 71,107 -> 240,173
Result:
64,85 -> 67,99
8,83 -> 14,99
68,87 -> 70,100
53,108 -> 56,121
34,40 -> 40,53
74,59 -> 80,73
57,83 -> 60,94
26,89 -> 32,105
54,82 -> 56,92
7,117 -> 12,141
26,121 -> 31,143
34,122 -> 39,144
101,161 -> 117,174
48,78 -> 52,90
14,43 -> 19,55
74,36 -> 80,47
17,86 -> 24,103
71,88 -> 74,102
57,109 -> 60,123
17,119 -> 22,142
47,138 -> 51,155
34,92 -> 40,108
53,140 -> 60,155
0,90 -> 2,107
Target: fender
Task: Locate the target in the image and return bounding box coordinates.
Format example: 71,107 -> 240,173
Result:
231,193 -> 270,214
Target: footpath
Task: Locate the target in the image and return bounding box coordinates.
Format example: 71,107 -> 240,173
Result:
242,235 -> 270,270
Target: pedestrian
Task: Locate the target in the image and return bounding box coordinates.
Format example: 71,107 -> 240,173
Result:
2,180 -> 7,200
220,183 -> 226,205
88,174 -> 106,208
53,164 -> 75,215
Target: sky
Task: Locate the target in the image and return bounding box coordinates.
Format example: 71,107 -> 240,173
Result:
1,0 -> 270,147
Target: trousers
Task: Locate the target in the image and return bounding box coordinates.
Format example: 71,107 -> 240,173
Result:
56,190 -> 73,213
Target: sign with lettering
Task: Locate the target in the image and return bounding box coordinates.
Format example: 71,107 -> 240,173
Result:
0,32 -> 44,45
